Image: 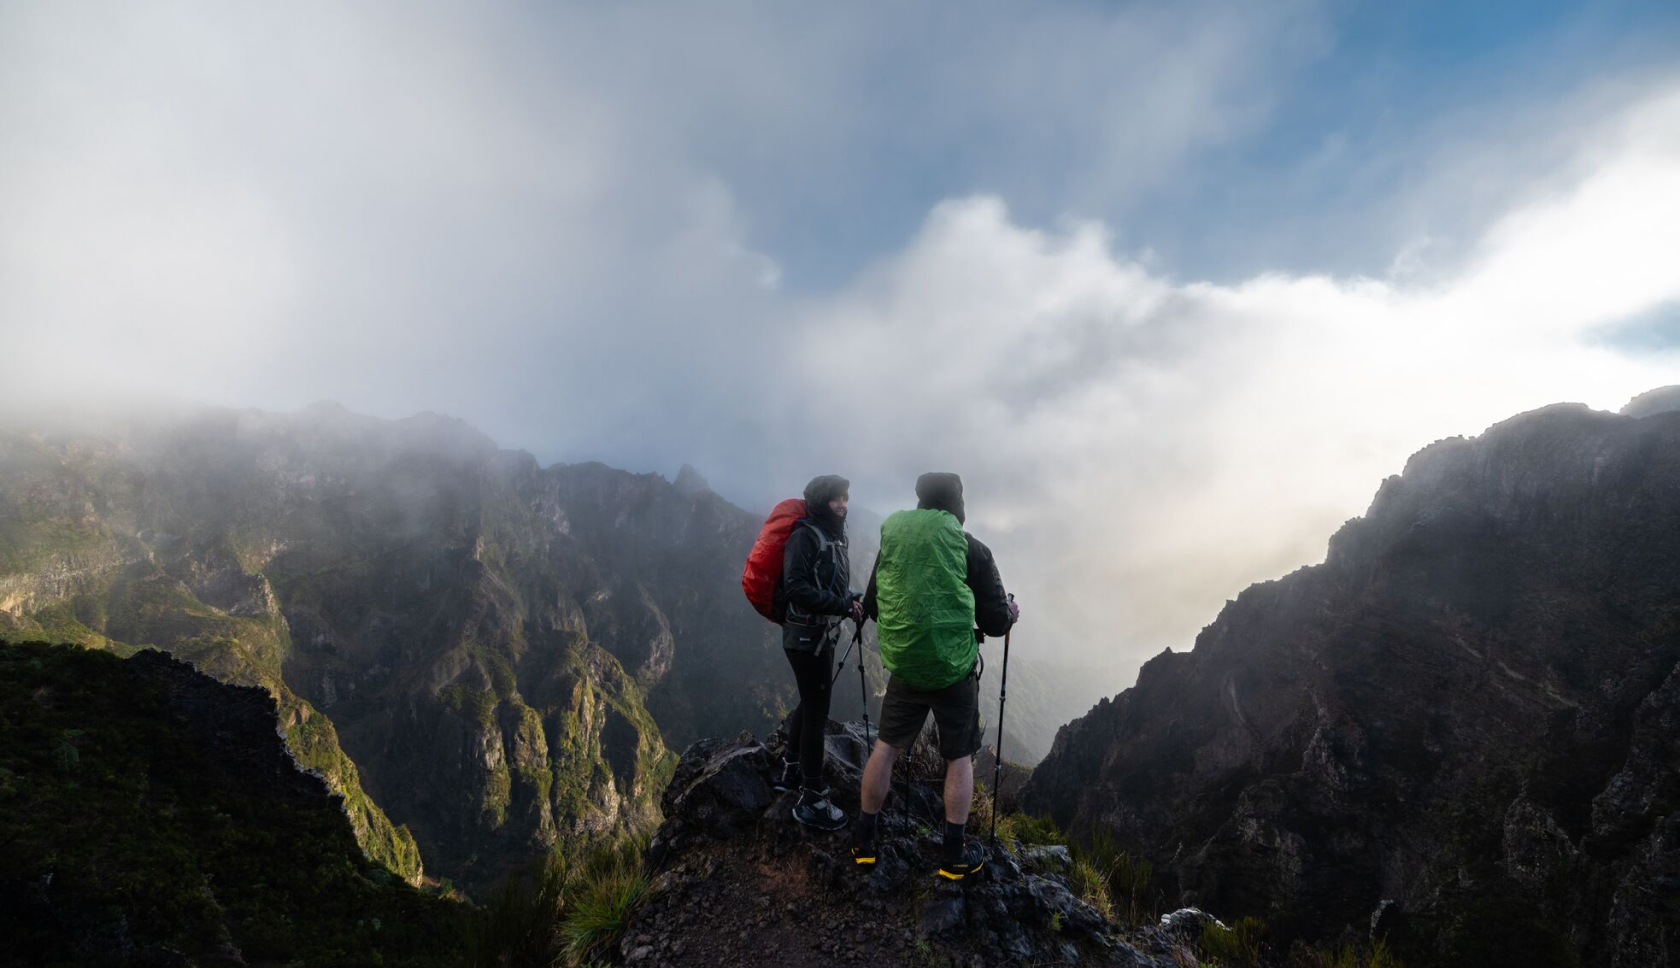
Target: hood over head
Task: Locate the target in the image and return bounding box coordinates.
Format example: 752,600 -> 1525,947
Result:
915,472 -> 965,525
804,474 -> 850,538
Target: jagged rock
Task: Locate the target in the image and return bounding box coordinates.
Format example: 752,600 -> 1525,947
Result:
919,888 -> 966,937
631,725 -> 1196,967
662,739 -> 773,829
1159,907 -> 1224,941
673,463 -> 711,494
1021,843 -> 1072,873
1025,399 -> 1680,966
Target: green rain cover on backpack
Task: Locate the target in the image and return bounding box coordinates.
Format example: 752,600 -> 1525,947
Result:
875,508 -> 976,690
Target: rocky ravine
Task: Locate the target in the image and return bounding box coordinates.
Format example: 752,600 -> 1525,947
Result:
1023,393 -> 1680,967
0,403 -> 798,894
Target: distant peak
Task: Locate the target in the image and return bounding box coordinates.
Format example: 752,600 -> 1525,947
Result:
674,463 -> 710,494
299,400 -> 350,417
1621,385 -> 1680,418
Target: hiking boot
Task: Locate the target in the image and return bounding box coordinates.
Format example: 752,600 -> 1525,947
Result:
849,826 -> 877,866
791,790 -> 847,832
772,759 -> 798,793
937,840 -> 986,881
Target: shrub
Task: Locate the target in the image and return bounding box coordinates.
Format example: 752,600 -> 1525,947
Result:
1069,855 -> 1115,921
463,852 -> 570,968
1199,915 -> 1267,968
1076,828 -> 1159,927
463,832 -> 652,968
559,835 -> 651,966
1301,938 -> 1405,968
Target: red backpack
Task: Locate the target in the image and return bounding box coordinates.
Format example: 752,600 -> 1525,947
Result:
742,498 -> 807,621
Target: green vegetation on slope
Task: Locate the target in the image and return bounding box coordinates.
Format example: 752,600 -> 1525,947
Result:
464,832 -> 652,968
5,566 -> 427,885
0,641 -> 462,967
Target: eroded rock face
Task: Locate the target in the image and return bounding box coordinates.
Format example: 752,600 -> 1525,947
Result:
633,723 -> 1199,968
0,405 -> 795,894
1023,403 -> 1680,966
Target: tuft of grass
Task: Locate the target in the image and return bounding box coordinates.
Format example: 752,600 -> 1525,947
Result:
1304,938 -> 1405,968
1072,827 -> 1159,927
463,832 -> 652,968
464,853 -> 570,968
1199,915 -> 1267,968
559,835 -> 651,966
1070,854 -> 1115,921
973,810 -> 1159,929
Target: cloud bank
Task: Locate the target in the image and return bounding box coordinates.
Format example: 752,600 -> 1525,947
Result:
2,2 -> 1677,690
773,86 -> 1680,667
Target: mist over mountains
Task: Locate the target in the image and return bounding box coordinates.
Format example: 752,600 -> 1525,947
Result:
0,400 -> 1097,893
4,388 -> 1679,964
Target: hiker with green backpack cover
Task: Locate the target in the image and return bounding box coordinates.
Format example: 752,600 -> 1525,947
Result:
849,472 -> 1019,880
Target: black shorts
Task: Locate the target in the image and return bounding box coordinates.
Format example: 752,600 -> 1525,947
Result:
877,669 -> 983,761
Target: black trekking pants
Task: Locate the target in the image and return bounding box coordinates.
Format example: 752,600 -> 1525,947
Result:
784,644 -> 834,791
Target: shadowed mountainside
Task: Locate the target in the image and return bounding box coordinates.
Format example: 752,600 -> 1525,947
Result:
0,641 -> 463,966
1023,393 -> 1680,967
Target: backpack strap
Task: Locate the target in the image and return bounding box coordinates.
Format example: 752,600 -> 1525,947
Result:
798,519 -> 846,595
784,521 -> 847,633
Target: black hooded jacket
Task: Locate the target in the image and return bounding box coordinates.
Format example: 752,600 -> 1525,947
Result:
860,472 -> 1014,639
779,475 -> 853,652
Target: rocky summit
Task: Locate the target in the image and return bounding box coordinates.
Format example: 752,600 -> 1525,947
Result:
1023,399 -> 1680,967
619,720 -> 1215,968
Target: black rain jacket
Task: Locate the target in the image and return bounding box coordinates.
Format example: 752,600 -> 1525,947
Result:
779,514 -> 852,653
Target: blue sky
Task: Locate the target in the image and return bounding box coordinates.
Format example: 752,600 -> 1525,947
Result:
697,0 -> 1680,288
3,1 -> 1679,684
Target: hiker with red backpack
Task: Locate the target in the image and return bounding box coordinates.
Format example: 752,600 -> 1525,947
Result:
848,472 -> 1018,879
741,474 -> 862,831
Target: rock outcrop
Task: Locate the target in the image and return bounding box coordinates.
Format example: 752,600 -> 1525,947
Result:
623,721 -> 1211,968
1620,384 -> 1680,418
1023,400 -> 1680,967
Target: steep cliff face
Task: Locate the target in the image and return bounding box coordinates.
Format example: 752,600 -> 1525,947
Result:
1023,401 -> 1680,967
0,404 -> 790,893
0,424 -> 427,883
0,641 -> 462,967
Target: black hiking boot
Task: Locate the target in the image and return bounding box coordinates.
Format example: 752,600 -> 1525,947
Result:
849,822 -> 877,866
937,840 -> 986,881
791,790 -> 847,832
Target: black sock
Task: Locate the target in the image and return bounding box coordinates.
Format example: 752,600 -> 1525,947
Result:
942,820 -> 966,861
854,810 -> 878,845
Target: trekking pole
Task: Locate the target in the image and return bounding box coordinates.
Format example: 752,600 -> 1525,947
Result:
988,597 -> 1014,847
830,626 -> 858,688
855,622 -> 872,751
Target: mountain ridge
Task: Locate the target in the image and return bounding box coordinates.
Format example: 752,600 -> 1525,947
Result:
1022,398 -> 1680,966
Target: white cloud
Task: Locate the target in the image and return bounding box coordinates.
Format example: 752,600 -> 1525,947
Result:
774,84 -> 1680,685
